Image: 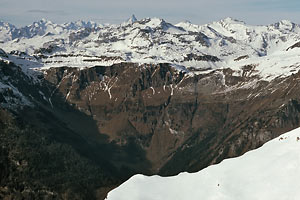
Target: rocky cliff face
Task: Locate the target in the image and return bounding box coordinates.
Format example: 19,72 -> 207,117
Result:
43,62 -> 300,174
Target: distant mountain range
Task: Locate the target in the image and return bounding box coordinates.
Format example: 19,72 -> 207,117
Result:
1,16 -> 300,80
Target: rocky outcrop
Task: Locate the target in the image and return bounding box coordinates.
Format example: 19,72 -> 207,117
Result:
0,49 -> 8,58
184,53 -> 220,62
234,55 -> 249,61
286,41 -> 300,51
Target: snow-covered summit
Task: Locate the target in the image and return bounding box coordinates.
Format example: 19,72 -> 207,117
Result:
63,20 -> 100,30
217,17 -> 246,26
0,19 -> 101,41
107,127 -> 300,200
273,20 -> 296,31
126,14 -> 138,24
0,21 -> 16,30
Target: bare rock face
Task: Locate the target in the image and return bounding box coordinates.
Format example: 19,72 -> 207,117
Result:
184,53 -> 220,62
43,62 -> 300,174
286,41 -> 300,51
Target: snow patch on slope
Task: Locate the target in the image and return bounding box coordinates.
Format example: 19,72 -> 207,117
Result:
107,127 -> 300,200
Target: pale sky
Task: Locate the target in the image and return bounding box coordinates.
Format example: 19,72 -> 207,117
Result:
1,0 -> 300,26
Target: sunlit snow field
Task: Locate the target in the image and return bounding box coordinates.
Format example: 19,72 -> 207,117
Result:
107,127 -> 300,200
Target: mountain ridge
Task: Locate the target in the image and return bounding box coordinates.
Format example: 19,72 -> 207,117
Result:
1,16 -> 300,82
1,16 -> 298,32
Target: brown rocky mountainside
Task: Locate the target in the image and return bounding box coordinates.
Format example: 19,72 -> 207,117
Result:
1,61 -> 300,199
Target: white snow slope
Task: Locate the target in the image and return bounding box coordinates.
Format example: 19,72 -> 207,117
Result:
107,127 -> 300,200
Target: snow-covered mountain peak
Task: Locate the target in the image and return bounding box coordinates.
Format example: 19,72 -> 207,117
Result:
0,21 -> 17,42
21,19 -> 63,37
122,14 -> 138,26
127,14 -> 138,23
183,20 -> 192,24
273,19 -> 296,31
0,21 -> 16,29
218,17 -> 246,25
133,17 -> 185,33
31,18 -> 54,27
175,21 -> 201,32
138,17 -> 167,28
63,20 -> 99,30
208,17 -> 249,34
40,18 -> 50,23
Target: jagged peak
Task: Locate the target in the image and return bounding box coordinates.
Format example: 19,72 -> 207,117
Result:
183,20 -> 192,24
127,14 -> 137,23
35,18 -> 53,25
138,17 -> 169,29
176,20 -> 192,26
28,18 -> 56,29
272,19 -> 296,30
278,19 -> 293,25
63,20 -> 99,30
217,17 -> 246,25
76,20 -> 97,26
0,20 -> 16,29
148,17 -> 166,24
121,14 -> 138,26
175,20 -> 201,33
32,19 -> 97,29
40,18 -> 48,23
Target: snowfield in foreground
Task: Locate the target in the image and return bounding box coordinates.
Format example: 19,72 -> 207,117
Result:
107,127 -> 300,200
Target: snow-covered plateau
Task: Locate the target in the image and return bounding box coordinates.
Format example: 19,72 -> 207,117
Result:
106,127 -> 300,200
1,16 -> 300,81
